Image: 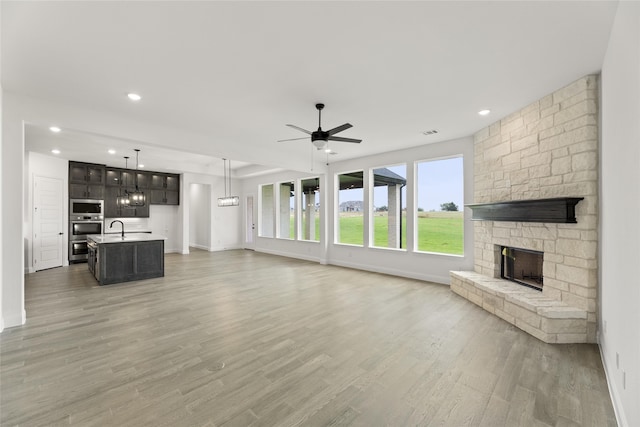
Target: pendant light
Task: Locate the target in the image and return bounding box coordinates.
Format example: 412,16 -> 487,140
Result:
116,157 -> 131,208
128,149 -> 146,207
217,158 -> 239,207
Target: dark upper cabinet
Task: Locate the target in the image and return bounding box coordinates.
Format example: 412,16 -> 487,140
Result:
135,172 -> 150,189
151,173 -> 179,190
69,162 -> 105,199
149,173 -> 179,205
70,162 -> 105,185
106,168 -> 135,187
69,183 -> 105,199
71,162 -> 178,212
150,189 -> 179,205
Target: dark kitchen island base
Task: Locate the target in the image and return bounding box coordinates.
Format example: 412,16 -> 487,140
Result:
87,235 -> 164,285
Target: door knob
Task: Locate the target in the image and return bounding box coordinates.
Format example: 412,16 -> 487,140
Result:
59,232 -> 64,235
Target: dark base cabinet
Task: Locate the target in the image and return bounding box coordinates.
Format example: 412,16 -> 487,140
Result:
97,240 -> 164,285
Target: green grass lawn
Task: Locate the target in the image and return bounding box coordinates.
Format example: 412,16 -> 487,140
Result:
338,212 -> 463,255
292,211 -> 463,255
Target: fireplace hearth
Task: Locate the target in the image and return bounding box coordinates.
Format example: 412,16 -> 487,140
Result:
501,246 -> 543,291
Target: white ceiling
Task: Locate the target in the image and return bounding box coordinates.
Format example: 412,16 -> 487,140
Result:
2,1 -> 618,176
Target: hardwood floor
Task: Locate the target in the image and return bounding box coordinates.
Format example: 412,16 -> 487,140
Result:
1,249 -> 616,426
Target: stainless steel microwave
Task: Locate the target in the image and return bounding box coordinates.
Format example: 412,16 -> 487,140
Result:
70,199 -> 104,217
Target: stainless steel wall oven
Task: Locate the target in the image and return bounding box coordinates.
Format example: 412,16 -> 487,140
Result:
69,200 -> 103,262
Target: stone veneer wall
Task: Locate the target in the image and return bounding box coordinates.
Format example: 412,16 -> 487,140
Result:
473,75 -> 599,342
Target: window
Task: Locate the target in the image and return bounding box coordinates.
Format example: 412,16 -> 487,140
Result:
259,184 -> 274,238
336,171 -> 364,245
300,177 -> 320,241
371,165 -> 407,249
278,181 -> 295,239
415,157 -> 464,255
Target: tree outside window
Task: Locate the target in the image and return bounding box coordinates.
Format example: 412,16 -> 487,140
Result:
415,157 -> 464,255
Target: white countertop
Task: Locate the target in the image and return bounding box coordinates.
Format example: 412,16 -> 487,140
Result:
87,233 -> 166,244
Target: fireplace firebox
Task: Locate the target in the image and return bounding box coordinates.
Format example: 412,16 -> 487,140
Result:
500,246 -> 543,291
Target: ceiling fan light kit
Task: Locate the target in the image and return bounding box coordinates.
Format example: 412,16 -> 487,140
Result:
279,103 -> 362,150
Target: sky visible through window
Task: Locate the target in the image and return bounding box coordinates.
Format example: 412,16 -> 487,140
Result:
416,157 -> 463,211
341,158 -> 463,212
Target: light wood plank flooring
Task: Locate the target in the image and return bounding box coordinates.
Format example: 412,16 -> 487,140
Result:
1,249 -> 616,426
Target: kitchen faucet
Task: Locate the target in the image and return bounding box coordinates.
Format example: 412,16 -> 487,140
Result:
110,220 -> 125,238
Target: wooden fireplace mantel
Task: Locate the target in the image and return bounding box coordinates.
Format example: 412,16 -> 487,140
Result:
466,197 -> 584,223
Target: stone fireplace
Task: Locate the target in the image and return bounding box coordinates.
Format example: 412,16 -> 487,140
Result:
451,75 -> 599,344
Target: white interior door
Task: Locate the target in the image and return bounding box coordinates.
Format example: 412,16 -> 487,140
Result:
245,195 -> 255,250
33,176 -> 64,271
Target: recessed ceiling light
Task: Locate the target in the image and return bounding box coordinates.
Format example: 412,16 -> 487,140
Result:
51,149 -> 61,154
49,126 -> 61,133
108,149 -> 116,155
127,93 -> 142,101
478,109 -> 491,116
138,164 -> 145,168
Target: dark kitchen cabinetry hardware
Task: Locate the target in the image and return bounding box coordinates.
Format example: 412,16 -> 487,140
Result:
69,162 -> 105,199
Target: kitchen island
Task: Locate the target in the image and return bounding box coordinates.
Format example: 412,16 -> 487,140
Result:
87,233 -> 165,285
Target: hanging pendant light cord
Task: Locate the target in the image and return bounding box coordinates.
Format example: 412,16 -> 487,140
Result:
223,158 -> 228,197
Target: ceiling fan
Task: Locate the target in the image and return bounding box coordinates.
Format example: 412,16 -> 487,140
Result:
278,103 -> 362,150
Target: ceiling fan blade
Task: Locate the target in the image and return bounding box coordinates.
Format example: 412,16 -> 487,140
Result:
286,124 -> 312,135
327,136 -> 362,144
327,123 -> 352,136
277,137 -> 309,142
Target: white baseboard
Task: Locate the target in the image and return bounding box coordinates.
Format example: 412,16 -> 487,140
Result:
329,259 -> 450,285
256,247 -> 321,263
3,310 -> 26,328
190,243 -> 209,251
598,339 -> 628,427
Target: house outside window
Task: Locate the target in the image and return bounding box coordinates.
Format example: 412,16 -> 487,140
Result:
371,165 -> 407,249
336,171 -> 364,245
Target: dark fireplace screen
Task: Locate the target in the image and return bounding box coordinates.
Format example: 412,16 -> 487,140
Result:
501,246 -> 543,291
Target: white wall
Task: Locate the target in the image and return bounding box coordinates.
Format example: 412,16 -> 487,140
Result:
24,151 -> 70,272
242,136 -> 474,284
181,172 -> 242,254
242,169 -> 327,262
327,136 -> 474,284
189,183 -> 211,250
2,92 -> 25,328
0,18 -> 4,330
147,205 -> 180,253
600,3 -> 640,426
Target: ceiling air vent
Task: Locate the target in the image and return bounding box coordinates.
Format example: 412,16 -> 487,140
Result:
422,129 -> 439,135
